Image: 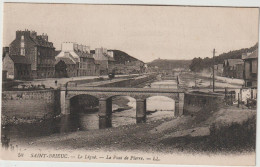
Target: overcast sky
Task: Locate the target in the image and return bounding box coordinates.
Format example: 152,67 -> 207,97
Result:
3,3 -> 259,62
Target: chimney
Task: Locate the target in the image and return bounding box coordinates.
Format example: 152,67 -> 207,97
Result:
16,30 -> 22,39
62,42 -> 74,52
30,31 -> 37,39
41,33 -> 48,41
16,30 -> 29,39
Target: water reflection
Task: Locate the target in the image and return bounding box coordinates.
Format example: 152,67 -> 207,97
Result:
99,116 -> 112,129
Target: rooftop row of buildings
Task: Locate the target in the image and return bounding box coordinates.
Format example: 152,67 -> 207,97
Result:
214,49 -> 258,88
2,30 -> 145,80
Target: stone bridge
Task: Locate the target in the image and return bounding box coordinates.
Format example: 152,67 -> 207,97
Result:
60,87 -> 184,122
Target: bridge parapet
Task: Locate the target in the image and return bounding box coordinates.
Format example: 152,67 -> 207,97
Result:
62,87 -> 184,101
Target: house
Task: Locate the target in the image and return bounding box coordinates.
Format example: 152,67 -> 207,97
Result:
125,60 -> 145,74
235,63 -> 244,79
56,42 -> 98,77
75,44 -> 96,76
223,59 -> 244,78
93,48 -> 115,75
216,64 -> 223,76
2,52 -> 31,80
94,61 -> 100,76
243,49 -> 258,87
9,30 -> 56,79
55,55 -> 77,78
2,47 -> 9,60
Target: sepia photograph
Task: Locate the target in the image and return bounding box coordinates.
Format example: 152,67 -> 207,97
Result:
0,2 -> 259,166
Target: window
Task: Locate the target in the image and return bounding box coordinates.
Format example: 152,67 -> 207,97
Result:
21,35 -> 24,40
247,82 -> 252,87
21,48 -> 25,56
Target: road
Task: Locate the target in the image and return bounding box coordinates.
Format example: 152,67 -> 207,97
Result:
16,74 -> 139,89
178,72 -> 244,90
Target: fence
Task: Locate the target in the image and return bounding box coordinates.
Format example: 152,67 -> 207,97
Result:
224,88 -> 257,108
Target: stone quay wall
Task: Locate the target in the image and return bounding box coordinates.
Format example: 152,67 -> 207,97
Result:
2,89 -> 60,122
183,92 -> 224,115
99,74 -> 157,87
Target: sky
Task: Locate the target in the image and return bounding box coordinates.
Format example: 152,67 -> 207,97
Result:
3,3 -> 259,62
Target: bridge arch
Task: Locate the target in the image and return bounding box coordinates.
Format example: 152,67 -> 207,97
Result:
146,95 -> 175,111
67,93 -> 100,101
69,94 -> 99,114
106,95 -> 137,101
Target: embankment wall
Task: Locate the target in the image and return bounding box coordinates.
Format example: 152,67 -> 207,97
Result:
100,75 -> 156,87
183,92 -> 224,114
2,90 -> 60,120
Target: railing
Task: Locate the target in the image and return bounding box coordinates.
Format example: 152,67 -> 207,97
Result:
61,86 -> 184,93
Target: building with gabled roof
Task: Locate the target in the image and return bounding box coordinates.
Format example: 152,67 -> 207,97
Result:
56,42 -> 98,76
223,59 -> 244,78
9,30 -> 55,78
55,57 -> 77,78
3,52 -> 31,80
243,49 -> 258,87
93,48 -> 115,75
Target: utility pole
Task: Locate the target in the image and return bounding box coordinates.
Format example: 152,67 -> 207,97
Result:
212,48 -> 216,92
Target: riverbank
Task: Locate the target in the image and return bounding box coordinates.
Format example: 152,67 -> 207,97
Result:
11,103 -> 256,154
178,72 -> 243,89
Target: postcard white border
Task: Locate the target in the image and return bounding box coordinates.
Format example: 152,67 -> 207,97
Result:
0,0 -> 260,167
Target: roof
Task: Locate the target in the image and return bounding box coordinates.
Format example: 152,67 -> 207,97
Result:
55,57 -> 76,65
74,50 -> 94,59
56,51 -> 79,63
225,59 -> 244,66
9,55 -> 31,64
55,50 -> 61,56
30,36 -> 55,48
243,49 -> 258,60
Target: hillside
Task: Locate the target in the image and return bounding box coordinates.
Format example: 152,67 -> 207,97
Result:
91,49 -> 142,64
189,43 -> 258,72
147,59 -> 192,70
110,50 -> 141,64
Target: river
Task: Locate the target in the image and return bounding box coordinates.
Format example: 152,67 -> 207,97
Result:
2,79 -> 177,140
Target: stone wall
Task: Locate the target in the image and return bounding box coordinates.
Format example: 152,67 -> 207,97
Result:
2,89 -> 60,120
100,75 -> 156,87
183,92 -> 223,115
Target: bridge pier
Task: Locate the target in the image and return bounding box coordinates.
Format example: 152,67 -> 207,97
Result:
175,93 -> 184,117
98,98 -> 112,117
136,99 -> 146,123
61,91 -> 70,115
178,93 -> 185,116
